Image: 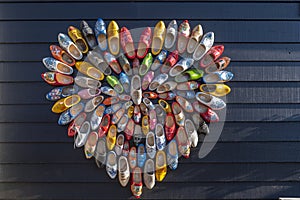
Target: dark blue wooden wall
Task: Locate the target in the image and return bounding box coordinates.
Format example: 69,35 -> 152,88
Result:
0,1 -> 300,199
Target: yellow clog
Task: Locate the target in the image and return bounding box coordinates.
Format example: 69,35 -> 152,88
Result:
68,26 -> 89,54
51,94 -> 81,113
158,99 -> 172,113
151,21 -> 166,55
107,124 -> 117,150
142,115 -> 149,135
107,20 -> 120,55
155,150 -> 167,182
75,61 -> 104,80
199,84 -> 231,97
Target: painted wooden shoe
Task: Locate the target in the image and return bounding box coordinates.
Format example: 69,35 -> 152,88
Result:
134,124 -> 143,146
169,57 -> 194,77
140,103 -> 149,116
155,105 -> 166,124
176,81 -> 199,91
193,102 -> 219,123
137,27 -> 152,59
118,156 -> 130,187
139,53 -> 153,76
192,114 -> 209,135
106,151 -> 118,179
200,45 -> 224,68
122,140 -> 130,157
193,32 -> 214,61
95,138 -> 107,168
142,71 -> 154,91
142,115 -> 150,136
58,102 -> 84,125
112,108 -> 125,125
165,113 -> 176,141
149,109 -> 157,131
205,56 -> 231,74
177,20 -> 191,54
94,18 -> 107,51
120,27 -> 136,59
134,105 -> 141,124
155,123 -> 166,151
131,167 -> 143,198
90,104 -> 105,130
156,81 -> 177,94
78,88 -> 101,100
119,72 -> 130,93
115,134 -> 124,156
50,45 -> 75,66
160,50 -> 178,73
106,124 -> 117,150
80,20 -> 97,49
107,20 -> 120,55
175,96 -> 194,113
74,120 -> 90,147
143,98 -> 155,110
185,119 -> 198,148
43,57 -> 73,75
98,114 -> 110,138
172,102 -> 185,127
46,85 -> 77,101
58,33 -> 82,60
144,159 -> 155,189
124,118 -> 135,141
68,26 -> 89,54
142,92 -> 158,100
158,99 -> 172,113
151,49 -> 168,71
155,150 -> 167,182
167,139 -> 178,170
84,95 -> 104,112
106,75 -> 124,94
87,51 -> 111,76
68,112 -> 86,137
146,132 -> 156,159
129,146 -> 137,169
196,92 -> 226,110
131,75 -> 142,105
104,52 -> 122,74
100,86 -> 117,97
149,73 -> 168,91
132,58 -> 140,75
84,131 -> 98,159
176,90 -> 195,100
103,96 -> 119,106
200,84 -> 231,97
118,54 -> 132,76
75,61 -> 104,80
117,114 -> 129,133
164,20 -> 177,49
152,21 -> 166,55
203,71 -> 234,83
41,72 -> 73,86
137,144 -> 147,168
176,126 -> 190,158
187,24 -> 203,54
174,68 -> 204,83
52,95 -> 81,113
158,92 -> 176,101
74,76 -> 101,88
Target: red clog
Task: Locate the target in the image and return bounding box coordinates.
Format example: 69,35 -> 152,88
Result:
142,92 -> 158,99
67,112 -> 87,137
164,113 -> 176,141
199,45 -> 224,68
160,50 -> 179,73
137,27 -> 152,59
120,27 -> 136,59
41,72 -> 73,86
98,114 -> 111,138
103,96 -> 120,106
124,118 -> 135,141
200,107 -> 219,123
50,45 -> 75,66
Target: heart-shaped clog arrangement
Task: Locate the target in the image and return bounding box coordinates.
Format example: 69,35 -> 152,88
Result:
42,19 -> 233,198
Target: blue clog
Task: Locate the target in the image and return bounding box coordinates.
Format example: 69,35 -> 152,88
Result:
94,18 -> 107,51
58,102 -> 84,125
137,144 -> 147,168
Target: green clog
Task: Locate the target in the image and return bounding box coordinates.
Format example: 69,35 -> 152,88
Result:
139,53 -> 153,76
174,68 -> 204,83
106,75 -> 124,94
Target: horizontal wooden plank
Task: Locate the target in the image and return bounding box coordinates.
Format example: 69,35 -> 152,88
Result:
1,62 -> 300,82
1,21 -> 300,43
0,82 -> 299,104
1,182 -> 299,199
1,122 -> 299,143
0,2 -> 299,20
1,43 -> 300,62
1,142 -> 300,163
0,104 -> 299,122
1,163 -> 300,183
1,0 -> 299,2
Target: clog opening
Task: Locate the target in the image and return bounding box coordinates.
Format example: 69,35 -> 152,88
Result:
194,44 -> 206,60
177,35 -> 188,53
165,33 -> 175,48
88,68 -> 102,80
166,115 -> 174,127
125,43 -> 135,58
152,37 -> 162,54
69,44 -> 81,58
62,53 -> 74,64
137,43 -> 147,58
187,38 -> 198,53
109,37 -> 119,54
169,141 -> 177,156
200,54 -> 214,68
97,34 -> 107,50
75,39 -> 88,52
108,153 -> 116,165
56,73 -> 73,84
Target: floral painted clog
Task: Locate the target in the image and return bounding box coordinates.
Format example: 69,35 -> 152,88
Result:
169,58 -> 194,77
196,92 -> 226,110
58,33 -> 83,60
104,52 -> 122,74
84,131 -> 98,159
160,50 -> 178,73
58,102 -> 84,125
151,49 -> 168,71
164,20 -> 177,49
41,72 -> 73,86
193,32 -> 214,61
167,139 -> 178,170
203,71 -> 234,83
50,45 -> 75,66
137,27 -> 152,59
119,72 -> 130,93
94,18 -> 107,51
177,20 -> 191,54
43,57 -> 73,75
46,85 -> 77,101
199,45 -> 224,68
120,27 -> 136,59
67,112 -> 86,137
